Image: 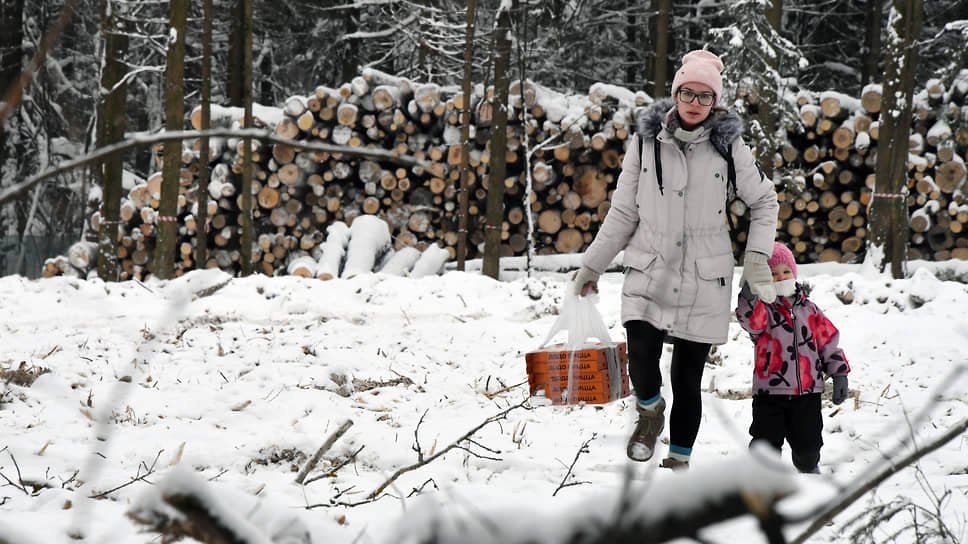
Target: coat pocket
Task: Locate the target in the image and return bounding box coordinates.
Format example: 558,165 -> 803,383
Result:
622,252 -> 659,298
693,252 -> 734,313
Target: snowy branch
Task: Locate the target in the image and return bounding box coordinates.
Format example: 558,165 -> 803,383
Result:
790,417 -> 968,544
365,399 -> 528,501
0,127 -> 432,206
552,433 -> 596,497
294,419 -> 354,485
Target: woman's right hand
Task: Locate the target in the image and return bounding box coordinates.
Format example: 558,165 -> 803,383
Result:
572,266 -> 601,296
740,251 -> 777,303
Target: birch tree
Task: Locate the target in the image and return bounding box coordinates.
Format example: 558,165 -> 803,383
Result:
711,0 -> 806,180
456,0 -> 476,271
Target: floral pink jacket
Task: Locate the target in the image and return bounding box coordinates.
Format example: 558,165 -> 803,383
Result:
735,286 -> 850,396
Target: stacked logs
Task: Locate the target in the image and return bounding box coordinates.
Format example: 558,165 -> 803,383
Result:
48,69 -> 968,279
71,70 -> 647,279
733,73 -> 968,263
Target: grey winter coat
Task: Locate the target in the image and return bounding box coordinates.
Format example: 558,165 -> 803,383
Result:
582,99 -> 778,345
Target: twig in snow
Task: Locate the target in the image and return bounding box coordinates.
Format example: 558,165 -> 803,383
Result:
483,379 -> 529,400
0,448 -> 29,495
406,478 -> 438,497
89,450 -> 163,499
303,445 -> 365,485
552,433 -> 596,496
365,399 -> 528,500
133,278 -> 155,293
192,278 -> 232,299
294,419 -> 354,485
790,417 -> 968,544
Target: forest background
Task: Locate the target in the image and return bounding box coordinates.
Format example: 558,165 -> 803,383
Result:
0,0 -> 966,278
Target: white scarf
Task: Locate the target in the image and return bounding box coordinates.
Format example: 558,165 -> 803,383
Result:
775,279 -> 797,298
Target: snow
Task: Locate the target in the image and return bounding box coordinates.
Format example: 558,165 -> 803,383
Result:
340,215 -> 390,278
1,261 -> 967,543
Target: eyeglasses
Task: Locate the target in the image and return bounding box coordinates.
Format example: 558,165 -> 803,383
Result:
677,88 -> 716,106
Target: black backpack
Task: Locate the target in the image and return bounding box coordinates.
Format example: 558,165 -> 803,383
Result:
637,134 -> 739,235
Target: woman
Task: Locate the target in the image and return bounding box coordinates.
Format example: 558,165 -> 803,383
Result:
572,49 -> 778,470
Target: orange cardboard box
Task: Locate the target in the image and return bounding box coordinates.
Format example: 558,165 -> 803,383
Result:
525,342 -> 630,405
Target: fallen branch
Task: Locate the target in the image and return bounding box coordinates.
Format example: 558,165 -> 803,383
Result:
553,433 -> 596,496
89,450 -> 162,499
366,399 -> 528,500
0,448 -> 29,495
294,419 -> 354,485
192,278 -> 232,300
790,417 -> 968,544
303,445 -> 365,485
484,379 -> 529,400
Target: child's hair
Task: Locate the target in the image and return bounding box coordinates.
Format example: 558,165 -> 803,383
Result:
767,242 -> 797,278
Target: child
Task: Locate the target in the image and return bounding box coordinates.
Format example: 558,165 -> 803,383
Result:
735,242 -> 850,473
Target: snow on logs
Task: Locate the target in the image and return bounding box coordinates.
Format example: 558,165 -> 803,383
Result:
52,69 -> 968,280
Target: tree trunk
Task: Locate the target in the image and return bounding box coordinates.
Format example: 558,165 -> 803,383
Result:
227,0 -> 244,107
625,0 -> 637,87
456,0 -> 476,271
482,4 -> 512,279
259,47 -> 273,106
341,8 -> 359,84
239,0 -> 255,275
195,0 -> 214,269
154,0 -> 188,279
869,0 -> 923,278
652,0 -> 671,96
96,0 -> 128,282
862,0 -> 884,87
757,0 -> 782,181
0,0 -> 24,168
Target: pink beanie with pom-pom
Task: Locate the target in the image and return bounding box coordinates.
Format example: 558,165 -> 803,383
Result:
671,50 -> 724,106
768,242 -> 798,278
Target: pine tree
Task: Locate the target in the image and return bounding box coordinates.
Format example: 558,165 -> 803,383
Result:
711,0 -> 806,178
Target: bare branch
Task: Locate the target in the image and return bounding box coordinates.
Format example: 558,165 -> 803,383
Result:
552,433 -> 596,496
366,399 -> 528,500
303,445 -> 365,485
0,448 -> 29,495
0,128 -> 431,206
791,417 -> 968,544
0,0 -> 79,129
294,419 -> 354,485
89,450 -> 163,499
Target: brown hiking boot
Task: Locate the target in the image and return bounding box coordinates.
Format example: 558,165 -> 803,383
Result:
626,398 -> 666,462
659,457 -> 689,471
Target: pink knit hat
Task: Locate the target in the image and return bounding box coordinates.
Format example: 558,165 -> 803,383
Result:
671,50 -> 724,106
768,242 -> 797,278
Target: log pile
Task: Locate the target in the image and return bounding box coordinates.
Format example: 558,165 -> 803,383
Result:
746,76 -> 968,263
46,69 -> 968,279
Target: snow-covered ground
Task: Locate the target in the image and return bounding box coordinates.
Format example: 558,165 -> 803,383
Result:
1,261 -> 967,543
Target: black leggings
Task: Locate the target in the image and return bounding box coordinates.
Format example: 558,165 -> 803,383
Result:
625,320 -> 711,450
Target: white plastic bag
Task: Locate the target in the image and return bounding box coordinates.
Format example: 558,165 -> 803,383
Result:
531,293 -> 622,404
540,292 -> 614,350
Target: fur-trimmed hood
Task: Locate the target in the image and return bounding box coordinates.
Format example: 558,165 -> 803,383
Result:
635,98 -> 744,153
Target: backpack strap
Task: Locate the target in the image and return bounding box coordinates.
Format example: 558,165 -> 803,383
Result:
635,134 -> 664,196
640,133 -> 734,203
712,140 -> 746,256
